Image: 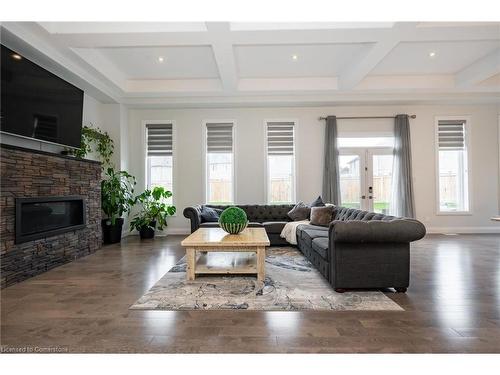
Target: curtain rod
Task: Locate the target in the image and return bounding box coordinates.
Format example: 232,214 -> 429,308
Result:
319,115 -> 416,120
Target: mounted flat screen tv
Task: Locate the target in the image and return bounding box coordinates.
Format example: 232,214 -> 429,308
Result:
1,44 -> 84,148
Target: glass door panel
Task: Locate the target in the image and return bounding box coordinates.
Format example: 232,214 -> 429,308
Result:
370,153 -> 393,214
339,147 -> 394,213
339,154 -> 362,209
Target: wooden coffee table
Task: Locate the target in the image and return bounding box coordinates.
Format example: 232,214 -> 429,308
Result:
180,227 -> 270,282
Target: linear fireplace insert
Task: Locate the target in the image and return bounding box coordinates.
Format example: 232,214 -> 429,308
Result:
15,196 -> 86,244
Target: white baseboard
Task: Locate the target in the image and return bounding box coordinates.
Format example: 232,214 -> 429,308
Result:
426,226 -> 500,234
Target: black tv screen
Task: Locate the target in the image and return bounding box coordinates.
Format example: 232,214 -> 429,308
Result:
1,44 -> 84,148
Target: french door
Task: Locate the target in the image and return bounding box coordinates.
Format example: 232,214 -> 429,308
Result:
338,148 -> 394,214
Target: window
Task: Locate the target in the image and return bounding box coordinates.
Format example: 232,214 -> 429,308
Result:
266,121 -> 296,204
146,123 -> 173,204
205,122 -> 234,204
436,118 -> 470,213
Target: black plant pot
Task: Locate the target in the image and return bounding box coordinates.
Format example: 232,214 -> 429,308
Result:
139,221 -> 156,239
102,217 -> 124,244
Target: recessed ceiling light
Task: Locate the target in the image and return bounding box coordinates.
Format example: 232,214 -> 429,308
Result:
11,54 -> 22,60
158,56 -> 165,63
292,54 -> 298,60
429,51 -> 436,58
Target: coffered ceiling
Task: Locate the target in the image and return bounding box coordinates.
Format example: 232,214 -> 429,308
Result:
1,22 -> 499,107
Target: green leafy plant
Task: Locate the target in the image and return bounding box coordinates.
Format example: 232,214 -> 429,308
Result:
219,206 -> 248,224
67,124 -> 114,168
101,167 -> 136,225
218,206 -> 248,234
129,187 -> 176,232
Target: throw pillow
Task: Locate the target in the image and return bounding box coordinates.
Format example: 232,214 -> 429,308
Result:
309,206 -> 334,226
287,202 -> 311,221
200,206 -> 222,222
309,196 -> 326,207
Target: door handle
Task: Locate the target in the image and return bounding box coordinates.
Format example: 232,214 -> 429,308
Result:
361,195 -> 366,199
368,196 -> 373,199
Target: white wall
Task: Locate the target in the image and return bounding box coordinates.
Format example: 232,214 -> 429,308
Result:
82,93 -> 105,129
119,105 -> 130,172
99,103 -> 129,170
127,103 -> 500,235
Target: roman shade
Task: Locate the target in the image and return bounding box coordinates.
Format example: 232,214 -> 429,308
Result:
146,123 -> 173,157
267,122 -> 295,155
206,122 -> 233,153
438,120 -> 466,150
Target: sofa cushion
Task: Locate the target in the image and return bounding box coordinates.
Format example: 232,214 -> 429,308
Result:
296,224 -> 328,239
200,206 -> 222,222
309,196 -> 326,207
287,202 -> 311,221
310,205 -> 334,226
311,237 -> 329,260
300,228 -> 329,247
262,221 -> 288,234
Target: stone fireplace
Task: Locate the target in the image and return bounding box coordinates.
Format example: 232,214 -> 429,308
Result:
0,144 -> 102,288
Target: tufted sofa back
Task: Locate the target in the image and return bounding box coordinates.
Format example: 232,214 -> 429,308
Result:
333,206 -> 399,221
206,204 -> 294,222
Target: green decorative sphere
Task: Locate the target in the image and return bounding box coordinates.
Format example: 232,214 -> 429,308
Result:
219,206 -> 248,234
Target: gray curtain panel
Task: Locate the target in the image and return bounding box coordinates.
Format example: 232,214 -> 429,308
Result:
322,116 -> 341,205
390,114 -> 415,218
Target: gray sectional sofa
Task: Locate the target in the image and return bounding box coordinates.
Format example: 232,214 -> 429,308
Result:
183,204 -> 426,293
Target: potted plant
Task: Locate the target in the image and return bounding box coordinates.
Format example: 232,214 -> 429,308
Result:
101,167 -> 136,244
219,206 -> 248,234
129,187 -> 176,239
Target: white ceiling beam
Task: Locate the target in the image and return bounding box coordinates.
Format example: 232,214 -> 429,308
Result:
205,22 -> 238,92
120,92 -> 500,109
38,23 -> 500,48
231,29 -> 384,45
38,22 -> 207,34
339,23 -> 418,90
232,25 -> 500,45
455,48 -> 500,87
49,32 -> 212,48
407,24 -> 500,42
71,48 -> 128,90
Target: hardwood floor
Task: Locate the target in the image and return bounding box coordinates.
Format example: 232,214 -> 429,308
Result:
1,234 -> 499,353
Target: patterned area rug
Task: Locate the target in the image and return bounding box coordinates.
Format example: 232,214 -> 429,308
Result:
130,247 -> 403,311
